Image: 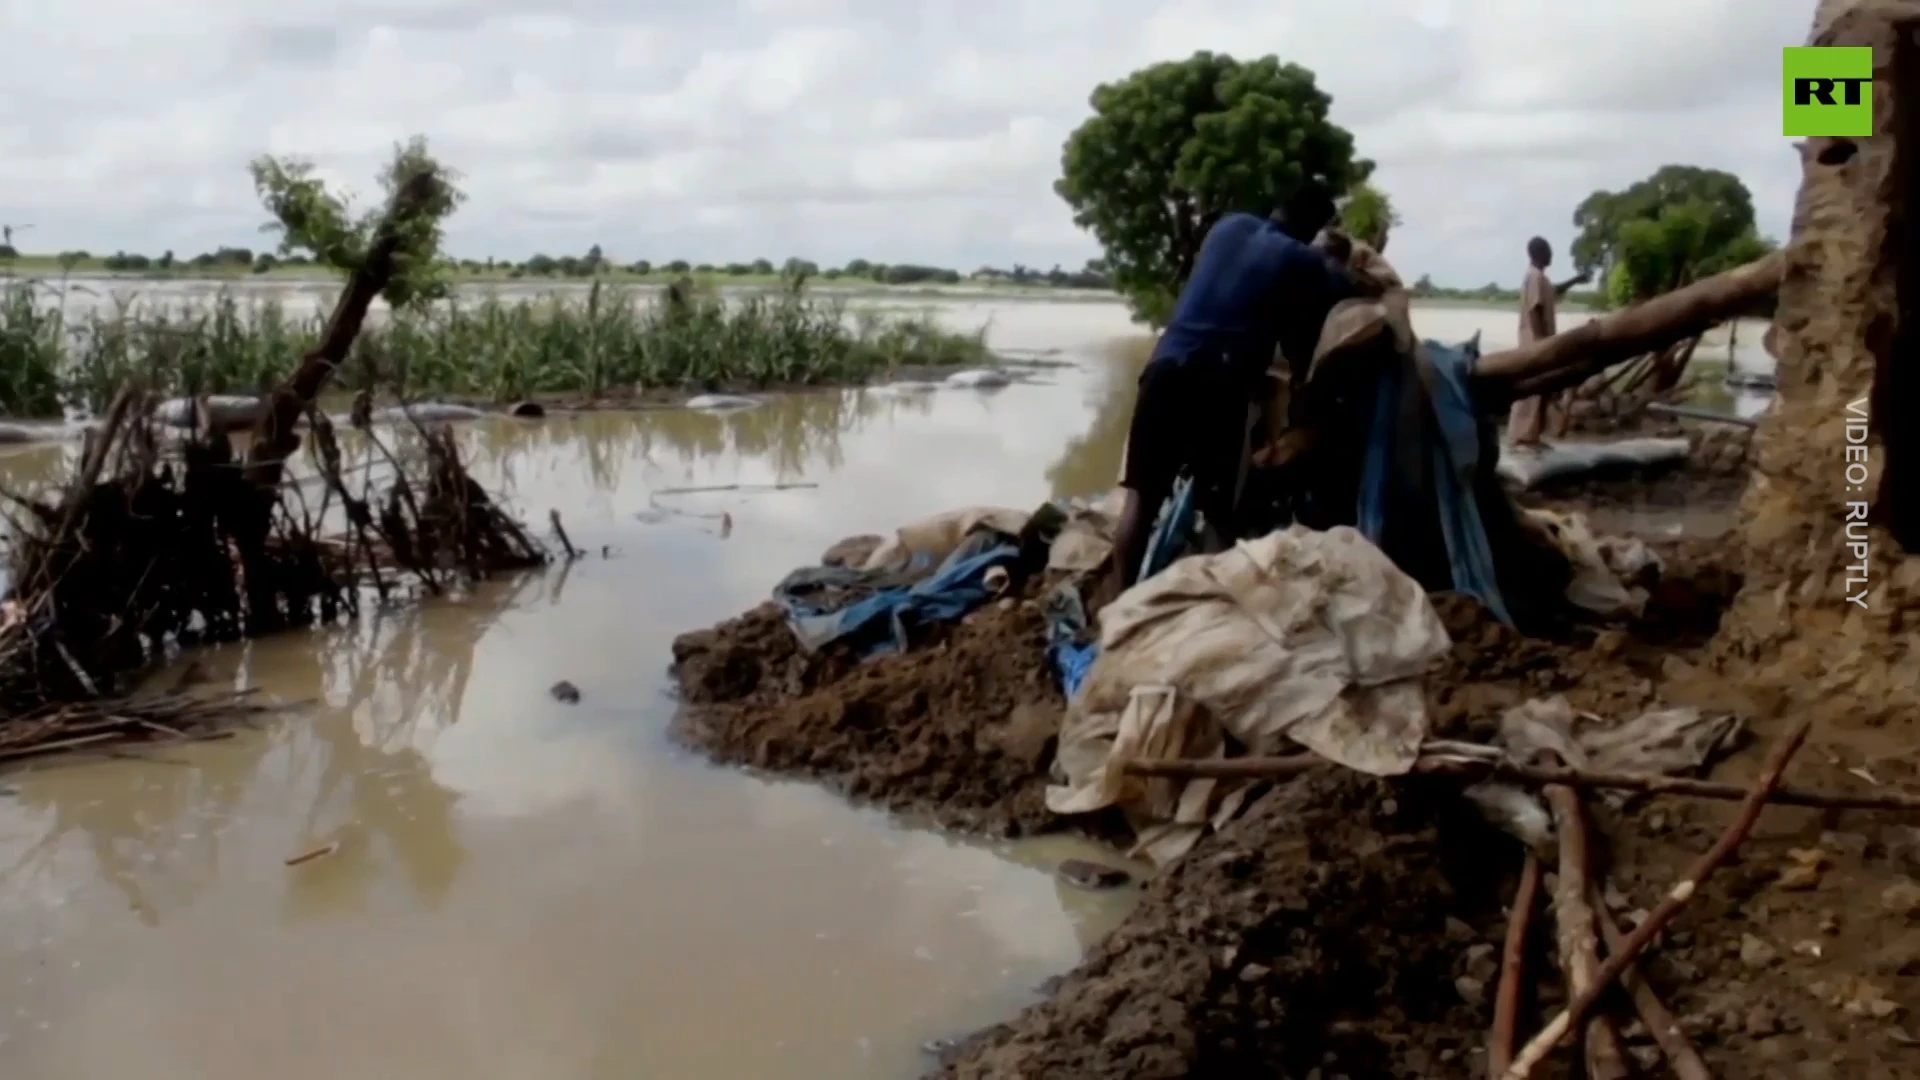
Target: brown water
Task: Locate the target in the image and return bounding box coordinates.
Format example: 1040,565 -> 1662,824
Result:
0,297 -> 1768,1078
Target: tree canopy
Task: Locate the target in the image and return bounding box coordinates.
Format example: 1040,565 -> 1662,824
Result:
1338,182 -> 1399,251
1569,165 -> 1774,306
1055,52 -> 1370,325
249,135 -> 465,308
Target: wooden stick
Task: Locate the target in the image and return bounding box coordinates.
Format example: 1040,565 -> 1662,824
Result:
1473,253 -> 1784,403
1501,720 -> 1811,1078
1590,881 -> 1715,1080
1545,786 -> 1630,1079
1489,854 -> 1542,1079
549,509 -> 579,560
1121,752 -> 1920,812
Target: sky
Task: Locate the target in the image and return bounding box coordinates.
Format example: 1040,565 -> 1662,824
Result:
1,0 -> 1812,287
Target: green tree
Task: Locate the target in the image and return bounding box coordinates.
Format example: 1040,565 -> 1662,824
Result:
1607,201 -> 1776,305
1568,165 -> 1769,302
249,134 -> 465,308
1338,181 -> 1400,250
1055,52 -> 1370,324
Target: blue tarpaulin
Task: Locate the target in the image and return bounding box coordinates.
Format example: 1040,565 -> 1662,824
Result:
1356,336 -> 1514,625
1045,475 -> 1200,699
774,528 -> 1020,655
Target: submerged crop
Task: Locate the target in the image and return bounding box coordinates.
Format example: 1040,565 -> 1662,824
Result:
0,279 -> 993,415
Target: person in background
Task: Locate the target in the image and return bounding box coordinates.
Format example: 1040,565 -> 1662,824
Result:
1506,236 -> 1590,445
1094,187 -> 1356,609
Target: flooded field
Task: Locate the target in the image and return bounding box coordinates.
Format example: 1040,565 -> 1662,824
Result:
0,296 -> 1771,1078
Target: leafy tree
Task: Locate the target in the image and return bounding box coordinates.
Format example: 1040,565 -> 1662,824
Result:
666,259 -> 690,273
252,253 -> 277,274
1606,201 -> 1776,306
782,257 -> 819,278
1338,181 -> 1400,251
1569,165 -> 1769,302
249,135 -> 465,308
525,254 -> 557,275
749,257 -> 774,275
1055,51 -> 1370,324
843,258 -> 873,277
157,250 -> 173,269
628,259 -> 653,275
0,244 -> 19,261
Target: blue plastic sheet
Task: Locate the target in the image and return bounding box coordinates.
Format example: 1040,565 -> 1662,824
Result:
773,528 -> 1021,655
1355,336 -> 1514,625
1043,477 -> 1200,699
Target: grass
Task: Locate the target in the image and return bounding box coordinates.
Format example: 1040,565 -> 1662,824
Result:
0,278 -> 993,417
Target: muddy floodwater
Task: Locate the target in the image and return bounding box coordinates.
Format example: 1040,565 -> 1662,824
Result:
0,297 -> 1771,1078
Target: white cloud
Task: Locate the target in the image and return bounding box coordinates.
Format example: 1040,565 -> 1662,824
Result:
0,0 -> 1810,284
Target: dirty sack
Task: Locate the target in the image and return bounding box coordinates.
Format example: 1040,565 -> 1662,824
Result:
1047,525 -> 1452,865
1519,507 -> 1664,618
1431,696 -> 1742,851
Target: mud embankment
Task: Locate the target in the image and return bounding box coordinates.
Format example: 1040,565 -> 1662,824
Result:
670,535 -> 1919,1078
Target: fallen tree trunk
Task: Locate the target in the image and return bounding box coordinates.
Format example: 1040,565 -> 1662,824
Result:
1472,252 -> 1785,406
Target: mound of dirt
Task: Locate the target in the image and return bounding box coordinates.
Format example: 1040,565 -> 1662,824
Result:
670,587 -> 1086,837
934,771 -> 1510,1079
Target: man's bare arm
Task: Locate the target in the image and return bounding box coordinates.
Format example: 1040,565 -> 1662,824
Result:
1552,272 -> 1589,298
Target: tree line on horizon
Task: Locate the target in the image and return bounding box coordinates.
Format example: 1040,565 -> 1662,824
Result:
0,239 -> 1118,290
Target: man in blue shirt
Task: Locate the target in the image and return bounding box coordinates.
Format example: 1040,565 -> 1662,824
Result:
1099,187 -> 1355,604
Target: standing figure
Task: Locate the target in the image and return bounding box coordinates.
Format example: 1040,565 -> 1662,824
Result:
1506,236 -> 1589,445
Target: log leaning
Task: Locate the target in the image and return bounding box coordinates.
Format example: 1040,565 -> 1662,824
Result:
1470,251 -> 1786,406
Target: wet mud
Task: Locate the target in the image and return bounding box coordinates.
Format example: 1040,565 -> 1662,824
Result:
671,583 -> 1089,839
670,487 -> 1918,1077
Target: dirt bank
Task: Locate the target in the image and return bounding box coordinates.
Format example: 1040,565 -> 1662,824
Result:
670,527 -> 1917,1078
671,582 -> 1083,838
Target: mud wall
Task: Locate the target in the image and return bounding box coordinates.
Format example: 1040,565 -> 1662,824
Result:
1717,1 -> 1920,728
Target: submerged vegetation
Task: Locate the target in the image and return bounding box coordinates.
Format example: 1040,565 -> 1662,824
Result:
0,278 -> 992,416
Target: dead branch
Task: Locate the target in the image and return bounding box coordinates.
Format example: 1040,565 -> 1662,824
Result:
1501,720 -> 1811,1079
1489,854 -> 1541,1079
1590,881 -> 1715,1080
1121,750 -> 1920,812
1545,786 -> 1629,1079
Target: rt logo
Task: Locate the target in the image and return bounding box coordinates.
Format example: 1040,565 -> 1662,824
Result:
1783,46 -> 1873,136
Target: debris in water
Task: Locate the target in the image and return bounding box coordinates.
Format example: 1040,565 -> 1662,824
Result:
551,680 -> 582,704
1055,859 -> 1132,890
284,842 -> 340,867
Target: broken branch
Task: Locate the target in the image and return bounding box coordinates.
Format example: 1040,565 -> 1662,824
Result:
1121,750 -> 1920,812
1489,854 -> 1542,1079
1501,720 -> 1811,1079
1590,881 -> 1715,1080
1545,785 -> 1630,1079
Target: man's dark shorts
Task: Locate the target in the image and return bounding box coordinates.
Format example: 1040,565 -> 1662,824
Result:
1120,354 -> 1249,502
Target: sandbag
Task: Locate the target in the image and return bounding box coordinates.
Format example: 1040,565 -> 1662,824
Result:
1048,525 -> 1451,865
1496,437 -> 1691,489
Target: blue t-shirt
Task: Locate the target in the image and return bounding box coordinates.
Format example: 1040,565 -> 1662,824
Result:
1151,212 -> 1354,381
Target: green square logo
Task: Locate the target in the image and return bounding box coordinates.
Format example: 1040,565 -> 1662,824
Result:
1784,46 -> 1873,136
